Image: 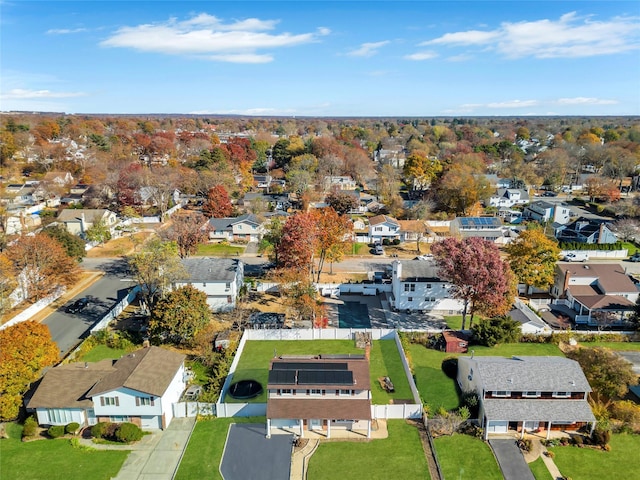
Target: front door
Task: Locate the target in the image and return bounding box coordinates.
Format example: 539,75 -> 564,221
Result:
309,419 -> 323,430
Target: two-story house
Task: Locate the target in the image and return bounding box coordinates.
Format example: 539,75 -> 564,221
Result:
368,215 -> 400,243
449,216 -> 516,245
323,175 -> 357,191
266,353 -> 372,438
523,200 -> 572,225
176,258 -> 244,312
56,208 -> 118,237
457,356 -> 596,440
551,263 -> 639,326
555,217 -> 618,245
207,214 -> 265,242
390,260 -> 464,314
488,188 -> 530,208
27,346 -> 186,430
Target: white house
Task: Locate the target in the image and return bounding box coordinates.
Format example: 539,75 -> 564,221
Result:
176,257 -> 244,312
457,356 -> 596,440
207,214 -> 265,242
27,346 -> 186,430
390,260 -> 464,314
56,208 -> 118,237
323,175 -> 357,191
450,217 -> 517,245
368,215 -> 400,243
523,201 -> 572,225
488,188 -> 529,208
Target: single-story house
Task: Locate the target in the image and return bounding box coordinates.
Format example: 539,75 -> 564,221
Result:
56,208 -> 118,237
207,214 -> 265,242
27,346 -> 186,430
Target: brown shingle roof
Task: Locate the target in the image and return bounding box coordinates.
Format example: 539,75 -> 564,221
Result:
87,346 -> 185,397
267,398 -> 371,420
27,360 -> 116,409
558,263 -> 637,294
369,214 -> 399,227
573,295 -> 635,309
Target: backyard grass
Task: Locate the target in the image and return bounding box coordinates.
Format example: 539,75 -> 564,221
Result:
529,457 -> 553,480
433,434 -> 503,480
444,316 -> 463,330
174,417 -> 263,480
196,243 -> 245,256
227,340 -> 414,404
307,420 -> 429,480
0,423 -> 129,480
409,342 -> 564,411
78,344 -> 128,362
585,341 -> 640,351
549,433 -> 640,480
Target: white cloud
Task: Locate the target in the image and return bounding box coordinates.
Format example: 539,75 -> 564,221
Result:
46,28 -> 88,35
556,97 -> 618,105
404,51 -> 438,61
415,12 -> 640,59
486,99 -> 539,109
100,13 -> 329,63
347,41 -> 390,57
1,88 -> 86,99
446,54 -> 473,62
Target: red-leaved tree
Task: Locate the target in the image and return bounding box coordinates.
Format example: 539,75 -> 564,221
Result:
431,237 -> 514,330
277,212 -> 318,274
203,185 -> 233,218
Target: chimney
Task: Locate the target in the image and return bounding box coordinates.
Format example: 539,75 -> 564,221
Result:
563,270 -> 571,295
393,260 -> 401,279
598,223 -> 605,244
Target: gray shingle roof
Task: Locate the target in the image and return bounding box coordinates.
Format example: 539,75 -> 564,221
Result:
483,399 -> 595,423
461,356 -> 592,393
397,260 -> 441,281
180,257 -> 242,283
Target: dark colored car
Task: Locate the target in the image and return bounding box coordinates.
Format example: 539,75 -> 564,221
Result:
630,253 -> 640,262
65,297 -> 89,314
543,191 -> 557,197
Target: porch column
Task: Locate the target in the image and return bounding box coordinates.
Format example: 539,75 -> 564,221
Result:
590,422 -> 596,436
266,418 -> 271,438
521,422 -> 525,439
546,422 -> 551,440
299,419 -> 304,438
327,420 -> 331,439
367,420 -> 371,439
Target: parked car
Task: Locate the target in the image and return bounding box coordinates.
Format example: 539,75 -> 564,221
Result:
65,297 -> 89,314
543,191 -> 557,197
374,245 -> 384,255
630,252 -> 640,262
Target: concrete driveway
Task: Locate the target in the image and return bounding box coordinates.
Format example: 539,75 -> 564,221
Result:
221,424 -> 293,480
489,439 -> 535,480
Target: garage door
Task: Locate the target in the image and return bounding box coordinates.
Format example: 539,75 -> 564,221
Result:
271,419 -> 299,429
141,415 -> 161,429
487,421 -> 508,433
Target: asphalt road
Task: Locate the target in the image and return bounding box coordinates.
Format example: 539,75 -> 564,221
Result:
43,257 -> 134,356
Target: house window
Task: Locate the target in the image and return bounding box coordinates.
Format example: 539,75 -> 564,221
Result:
309,389 -> 322,396
280,389 -> 292,396
408,297 -> 413,302
339,389 -> 351,396
404,284 -> 415,292
225,282 -> 231,290
375,227 -> 382,231
523,391 -> 541,398
202,282 -> 206,287
47,409 -> 73,424
136,396 -> 155,406
426,284 -> 432,289
110,416 -> 130,423
101,396 -> 119,406
553,391 -> 571,398
493,391 -> 511,397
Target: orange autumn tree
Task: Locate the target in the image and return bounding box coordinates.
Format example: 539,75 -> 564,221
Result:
0,321 -> 59,420
313,207 -> 352,282
7,234 -> 80,301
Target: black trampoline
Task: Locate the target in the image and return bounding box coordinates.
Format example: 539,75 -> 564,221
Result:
228,379 -> 263,399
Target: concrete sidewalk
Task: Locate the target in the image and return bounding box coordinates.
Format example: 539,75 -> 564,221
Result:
81,416 -> 196,480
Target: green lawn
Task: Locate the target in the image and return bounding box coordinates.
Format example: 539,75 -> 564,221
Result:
444,316 -> 463,330
79,344 -> 128,362
549,433 -> 640,480
0,423 -> 129,480
307,420 -> 429,480
174,417 -> 263,480
529,457 -> 553,480
434,434 -> 502,480
347,242 -> 368,255
196,243 -> 245,256
227,340 -> 414,404
409,342 -> 564,411
585,341 -> 640,352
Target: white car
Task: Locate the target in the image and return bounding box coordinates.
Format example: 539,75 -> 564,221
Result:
564,252 -> 589,262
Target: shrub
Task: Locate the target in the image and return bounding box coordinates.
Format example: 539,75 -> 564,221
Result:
571,434 -> 584,446
441,357 -> 458,379
22,416 -> 38,438
461,391 -> 479,418
91,422 -> 109,439
65,422 -> 80,435
392,239 -> 401,245
545,451 -> 555,459
611,400 -> 640,425
382,238 -> 391,246
591,426 -> 611,446
115,422 -> 143,443
47,425 -> 65,438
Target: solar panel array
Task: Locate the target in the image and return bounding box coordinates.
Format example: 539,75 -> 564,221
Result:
459,217 -> 500,227
268,361 -> 354,386
272,362 -> 348,371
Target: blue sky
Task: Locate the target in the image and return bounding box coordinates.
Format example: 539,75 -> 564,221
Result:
1,1 -> 639,116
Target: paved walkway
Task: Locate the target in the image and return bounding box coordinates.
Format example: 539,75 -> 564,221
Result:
80,416 -> 196,480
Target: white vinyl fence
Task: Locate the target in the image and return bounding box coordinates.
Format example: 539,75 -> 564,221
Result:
90,286 -> 141,334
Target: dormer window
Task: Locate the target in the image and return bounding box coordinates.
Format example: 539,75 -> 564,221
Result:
523,391 -> 540,398
493,391 -> 511,397
553,391 -> 571,398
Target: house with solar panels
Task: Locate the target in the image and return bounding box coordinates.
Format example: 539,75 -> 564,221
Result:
450,216 -> 517,244
265,353 -> 372,438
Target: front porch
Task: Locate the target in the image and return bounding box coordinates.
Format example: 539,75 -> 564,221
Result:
268,418 -> 388,441
484,419 -> 594,441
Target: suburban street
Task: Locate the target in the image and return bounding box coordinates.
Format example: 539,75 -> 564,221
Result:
42,257 -> 134,356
